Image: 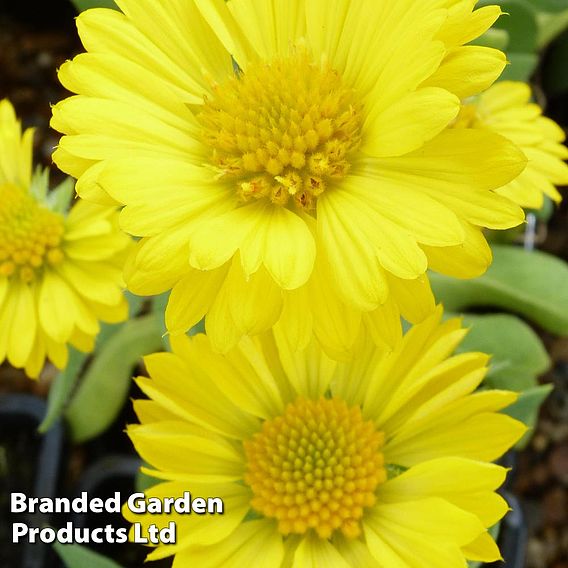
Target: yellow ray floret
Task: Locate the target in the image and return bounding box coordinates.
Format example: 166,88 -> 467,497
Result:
0,99 -> 131,378
124,306 -> 526,567
51,0 -> 527,356
454,80 -> 568,210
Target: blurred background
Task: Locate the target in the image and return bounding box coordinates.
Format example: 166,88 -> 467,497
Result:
0,1 -> 568,567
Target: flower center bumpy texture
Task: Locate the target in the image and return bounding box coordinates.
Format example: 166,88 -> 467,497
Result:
0,184 -> 65,282
244,397 -> 386,540
199,51 -> 362,210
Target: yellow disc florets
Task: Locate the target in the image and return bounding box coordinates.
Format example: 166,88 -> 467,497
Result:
0,184 -> 65,282
244,397 -> 386,540
199,50 -> 362,210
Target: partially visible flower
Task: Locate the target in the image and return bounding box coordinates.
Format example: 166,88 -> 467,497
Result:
0,99 -> 130,378
455,81 -> 568,210
125,307 -> 526,567
51,0 -> 527,357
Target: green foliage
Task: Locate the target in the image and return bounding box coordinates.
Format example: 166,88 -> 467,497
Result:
504,384 -> 554,447
39,292 -> 150,434
54,543 -> 124,568
531,0 -> 568,14
434,244 -> 567,448
39,348 -> 87,433
70,0 -> 117,10
477,0 -> 568,80
451,313 -> 552,449
431,245 -> 568,335
456,314 -> 550,391
64,314 -> 163,443
135,464 -> 160,493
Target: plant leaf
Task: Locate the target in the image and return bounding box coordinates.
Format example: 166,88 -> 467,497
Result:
65,314 -> 163,443
38,348 -> 87,433
531,0 -> 568,13
503,384 -> 553,448
135,464 -> 160,493
151,292 -> 170,350
479,0 -> 538,51
456,314 -> 550,391
54,543 -> 124,568
500,52 -> 539,81
70,0 -> 117,10
431,245 -> 568,335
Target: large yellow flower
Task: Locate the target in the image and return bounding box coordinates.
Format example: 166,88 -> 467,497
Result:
51,0 -> 527,356
0,99 -> 130,378
455,81 -> 568,210
125,307 -> 525,567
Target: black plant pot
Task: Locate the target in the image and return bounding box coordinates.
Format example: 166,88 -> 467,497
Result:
0,394 -> 64,568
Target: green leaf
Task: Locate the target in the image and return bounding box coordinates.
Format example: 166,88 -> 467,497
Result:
479,0 -> 538,52
503,384 -> 553,448
456,314 -> 550,391
38,348 -> 87,433
537,9 -> 568,48
151,292 -> 170,350
500,52 -> 539,81
125,291 -> 146,318
65,314 -> 163,443
431,245 -> 568,335
531,0 -> 568,13
70,0 -> 117,10
54,543 -> 124,568
135,464 -> 160,493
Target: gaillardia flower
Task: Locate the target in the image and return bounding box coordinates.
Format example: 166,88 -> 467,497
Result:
51,0 -> 527,356
0,99 -> 130,378
125,307 -> 525,566
455,81 -> 568,210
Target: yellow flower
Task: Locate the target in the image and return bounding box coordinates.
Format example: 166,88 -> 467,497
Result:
0,99 -> 130,378
51,0 -> 527,356
125,307 -> 526,567
455,81 -> 568,210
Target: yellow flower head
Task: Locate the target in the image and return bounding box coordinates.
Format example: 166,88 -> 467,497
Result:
455,81 -> 568,210
0,99 -> 131,378
51,0 -> 527,356
125,307 -> 526,567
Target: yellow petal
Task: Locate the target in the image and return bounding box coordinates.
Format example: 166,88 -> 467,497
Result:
172,519 -> 283,568
463,530 -> 503,563
379,457 -> 509,527
424,46 -> 506,99
166,266 -> 227,335
127,421 -> 244,482
364,87 -> 460,158
293,534 -> 351,568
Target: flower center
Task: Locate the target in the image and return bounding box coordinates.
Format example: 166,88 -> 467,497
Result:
244,397 -> 386,540
199,50 -> 362,210
0,184 -> 65,283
